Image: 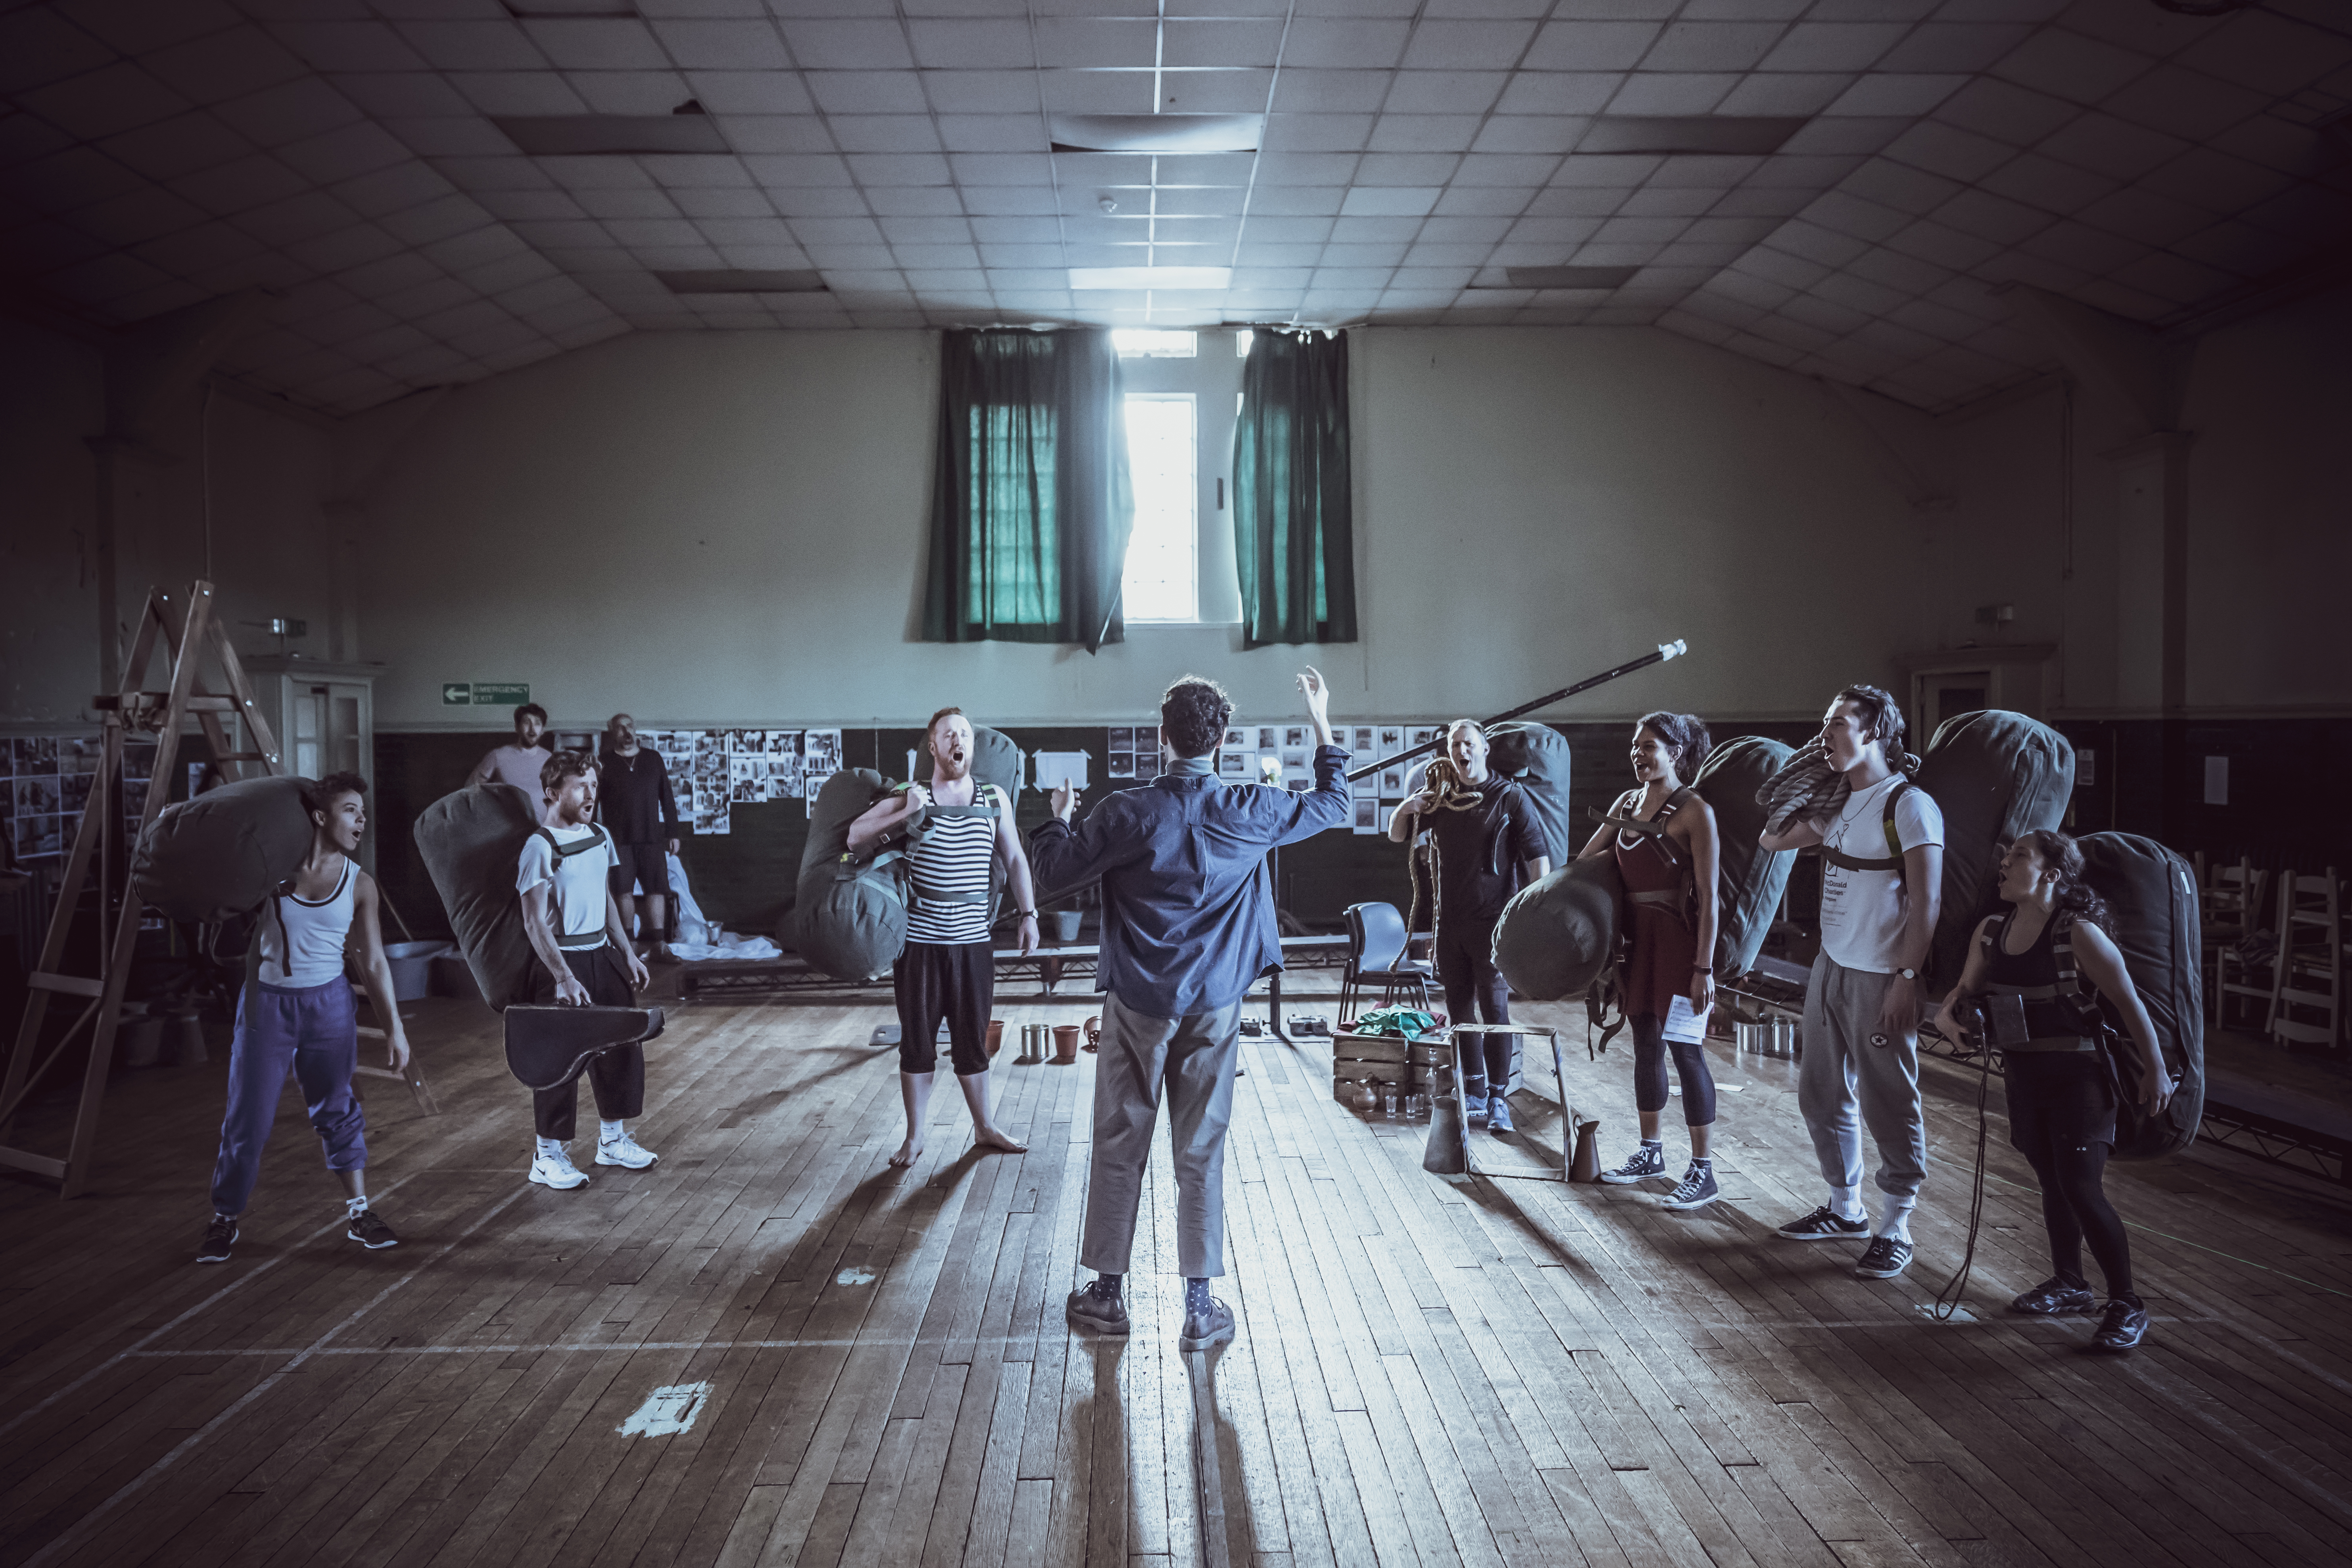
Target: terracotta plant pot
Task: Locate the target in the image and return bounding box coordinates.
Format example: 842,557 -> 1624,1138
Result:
1052,1025 -> 1082,1064
987,1019 -> 1004,1056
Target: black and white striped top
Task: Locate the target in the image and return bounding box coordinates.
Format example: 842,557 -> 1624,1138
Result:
906,812 -> 998,944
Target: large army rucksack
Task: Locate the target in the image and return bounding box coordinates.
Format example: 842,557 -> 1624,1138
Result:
413,783 -> 546,1011
133,774 -> 317,924
2065,833 -> 2204,1160
1483,721 -> 1574,866
1915,710 -> 2074,991
1690,735 -> 1798,979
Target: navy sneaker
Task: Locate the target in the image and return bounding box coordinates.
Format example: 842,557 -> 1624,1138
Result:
1599,1143 -> 1667,1184
196,1215 -> 238,1265
1065,1282 -> 1130,1337
2091,1296 -> 2149,1352
1853,1236 -> 1915,1279
1776,1205 -> 1870,1241
1487,1094 -> 1514,1135
1179,1296 -> 1235,1353
346,1208 -> 400,1250
1662,1161 -> 1719,1211
2010,1278 -> 2096,1316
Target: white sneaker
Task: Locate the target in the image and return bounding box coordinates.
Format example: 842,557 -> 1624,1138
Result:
595,1130 -> 659,1169
529,1147 -> 590,1189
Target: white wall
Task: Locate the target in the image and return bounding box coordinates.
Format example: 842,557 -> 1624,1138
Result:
356,324 -> 1931,734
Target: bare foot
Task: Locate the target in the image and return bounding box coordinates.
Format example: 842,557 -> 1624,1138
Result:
975,1126 -> 1028,1155
887,1136 -> 925,1169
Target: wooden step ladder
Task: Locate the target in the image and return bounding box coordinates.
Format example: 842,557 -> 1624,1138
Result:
0,581 -> 432,1198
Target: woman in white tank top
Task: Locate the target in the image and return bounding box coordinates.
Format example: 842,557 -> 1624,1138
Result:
259,859 -> 355,988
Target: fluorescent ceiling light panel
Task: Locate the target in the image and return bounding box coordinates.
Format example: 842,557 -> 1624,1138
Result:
656,270 -> 827,294
1483,265 -> 1640,290
1069,267 -> 1233,290
1049,114 -> 1263,153
494,113 -> 728,156
1578,117 -> 1807,155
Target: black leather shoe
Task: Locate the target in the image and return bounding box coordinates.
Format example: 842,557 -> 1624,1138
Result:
1178,1297 -> 1235,1353
1066,1284 -> 1130,1336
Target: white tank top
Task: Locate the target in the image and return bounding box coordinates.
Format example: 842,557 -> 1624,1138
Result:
260,858 -> 355,988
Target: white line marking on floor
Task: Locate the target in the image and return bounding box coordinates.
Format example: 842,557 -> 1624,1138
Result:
618,1381 -> 712,1436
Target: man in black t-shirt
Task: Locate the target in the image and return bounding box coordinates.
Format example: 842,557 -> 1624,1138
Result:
1388,720 -> 1551,1129
595,713 -> 681,959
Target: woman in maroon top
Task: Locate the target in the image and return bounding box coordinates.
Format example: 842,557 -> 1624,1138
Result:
1578,712 -> 1723,1209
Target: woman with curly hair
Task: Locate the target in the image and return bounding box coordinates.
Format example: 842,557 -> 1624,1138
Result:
1579,712 -> 1723,1209
1933,829 -> 2174,1352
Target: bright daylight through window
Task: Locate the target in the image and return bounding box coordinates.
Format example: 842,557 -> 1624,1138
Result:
1121,393 -> 1197,623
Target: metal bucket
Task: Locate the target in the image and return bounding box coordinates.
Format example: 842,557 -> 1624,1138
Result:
1734,1017 -> 1799,1057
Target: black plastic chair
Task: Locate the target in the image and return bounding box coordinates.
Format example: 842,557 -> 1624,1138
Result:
1340,901 -> 1433,1023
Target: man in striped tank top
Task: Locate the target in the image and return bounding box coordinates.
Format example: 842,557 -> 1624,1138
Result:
198,773 -> 410,1264
848,708 -> 1040,1170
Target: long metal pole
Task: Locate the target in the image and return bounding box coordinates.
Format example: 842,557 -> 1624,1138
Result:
1345,639 -> 1688,783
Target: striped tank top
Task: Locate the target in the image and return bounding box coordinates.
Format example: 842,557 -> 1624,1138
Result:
905,808 -> 997,944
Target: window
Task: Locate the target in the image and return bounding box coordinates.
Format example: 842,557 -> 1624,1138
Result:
1113,329 -> 1198,358
1121,393 -> 1196,622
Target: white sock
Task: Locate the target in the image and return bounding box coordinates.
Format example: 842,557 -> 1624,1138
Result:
345,1195 -> 368,1217
537,1136 -> 565,1159
599,1119 -> 626,1144
1878,1193 -> 1916,1243
1830,1184 -> 1867,1223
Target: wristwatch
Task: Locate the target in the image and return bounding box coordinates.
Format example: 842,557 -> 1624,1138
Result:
1895,967 -> 1917,980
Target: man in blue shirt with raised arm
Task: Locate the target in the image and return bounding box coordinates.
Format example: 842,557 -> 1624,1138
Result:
1031,667 -> 1347,1353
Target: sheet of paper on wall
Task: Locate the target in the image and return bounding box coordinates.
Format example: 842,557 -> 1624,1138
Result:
1351,725 -> 1376,755
803,729 -> 842,776
691,732 -> 730,835
1033,751 -> 1090,792
1256,725 -> 1281,754
1661,993 -> 1709,1045
1352,796 -> 1381,834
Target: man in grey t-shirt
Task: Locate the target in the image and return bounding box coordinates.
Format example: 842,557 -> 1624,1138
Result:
471,702 -> 552,793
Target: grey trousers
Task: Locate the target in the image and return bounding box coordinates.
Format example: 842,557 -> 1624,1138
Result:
1080,992 -> 1242,1280
1798,953 -> 1926,1201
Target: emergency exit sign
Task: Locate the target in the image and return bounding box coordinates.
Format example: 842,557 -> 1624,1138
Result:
442,683 -> 529,706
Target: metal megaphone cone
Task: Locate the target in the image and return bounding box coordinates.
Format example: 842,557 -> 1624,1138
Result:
1423,1068 -> 1469,1175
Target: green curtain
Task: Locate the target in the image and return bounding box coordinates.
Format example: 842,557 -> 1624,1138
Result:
1232,328 -> 1357,648
922,328 -> 1133,652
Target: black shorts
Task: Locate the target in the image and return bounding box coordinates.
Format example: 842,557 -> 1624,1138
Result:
2004,1050 -> 2116,1152
894,940 -> 994,1077
610,843 -> 671,896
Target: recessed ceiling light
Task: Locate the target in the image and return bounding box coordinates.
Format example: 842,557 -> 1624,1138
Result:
1069,266 -> 1233,290
656,270 -> 827,294
1577,117 -> 1807,155
1049,114 -> 1263,154
493,109 -> 726,156
1471,266 -> 1639,290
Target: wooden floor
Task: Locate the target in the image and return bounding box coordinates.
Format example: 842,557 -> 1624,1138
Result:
4,987 -> 2352,1568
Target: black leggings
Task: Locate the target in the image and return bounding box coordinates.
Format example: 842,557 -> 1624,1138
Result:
894,940 -> 994,1076
1631,1013 -> 1716,1125
1435,916 -> 1512,1096
2005,1055 -> 2132,1297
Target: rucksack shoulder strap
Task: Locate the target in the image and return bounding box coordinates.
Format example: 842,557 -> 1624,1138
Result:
1881,779 -> 1914,860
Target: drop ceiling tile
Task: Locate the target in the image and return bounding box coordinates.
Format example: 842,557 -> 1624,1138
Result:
892,242 -> 983,267
1748,312 -> 1838,352
2107,247 -> 2239,307
1605,73 -> 1740,115
685,70 -> 817,115
447,72 -> 578,117
391,19 -> 545,73
1681,213 -> 1778,244
1525,184 -> 1625,215
644,17 -> 790,69
1399,246 -> 1489,271
1882,217 -> 1992,272
1370,115 -> 1483,152
2068,275 -> 2170,319
1399,19 -> 1539,70
2180,9 -> 2352,98
807,70 -> 928,113
2240,180 -> 2352,242
396,117 -> 522,156
1318,240 -> 1410,269
1736,243 -> 1831,290
1767,22 -> 1915,73
1650,153 -> 1763,186
1811,269 -> 1911,314
821,115 -> 936,154
871,186 -> 969,217
1249,186 -> 1349,216
714,115 -> 828,154
1523,21 -> 1665,72
1977,246 -> 2091,292
781,18 -> 917,69
1620,185 -> 1721,216
1779,290 -> 1872,334
928,115 -> 1031,154
1429,189 -> 1529,219
1569,240 -> 1663,265
906,21 -> 1033,69
1930,76 -> 2080,146
2167,217 -> 2288,275
1351,150 -> 1458,186
1841,157 -> 1961,215
603,215 -> 704,248
1330,214 -> 1427,242
131,216 -> 268,274
1162,19 -> 1284,68
2036,110 -> 2189,179
1820,72 -> 1968,116
1873,22 -> 2033,73
1462,116 -> 1579,154
1881,119 -> 2015,181
1715,72 -> 1854,116
1702,268 -> 1794,309
2097,62 -> 2267,143
1374,71 -> 1495,115
2076,183 -> 2220,249
1750,152 -> 1867,187
1553,151 -> 1659,184
575,71 -> 697,115
0,10 -> 117,98
272,120 -> 408,185
877,213 -> 971,244
380,191 -> 495,246
571,186 -> 679,220
1594,213 -> 1689,244
92,111 -> 253,186
19,63 -> 195,144
1263,113 -> 1376,153
215,76 -> 370,149
1989,26 -> 2154,106
1767,218 -> 1871,268
978,240 -> 1063,267
1658,305 -> 1739,342
1972,150 -> 2112,214
1930,187 -> 2055,246
1802,188 -> 1912,242
423,223 -> 526,273
1493,71 -> 1624,115
962,186 -> 1057,215
2019,217 -> 2147,273
641,153 -> 751,188
1640,21 -> 1782,72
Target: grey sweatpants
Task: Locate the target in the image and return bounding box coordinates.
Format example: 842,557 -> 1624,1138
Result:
1798,953 -> 1926,1202
1080,992 -> 1242,1280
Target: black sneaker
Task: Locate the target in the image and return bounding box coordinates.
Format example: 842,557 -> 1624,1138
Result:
2009,1277 -> 2096,1316
196,1215 -> 238,1265
1599,1143 -> 1667,1184
1853,1236 -> 1915,1279
2091,1296 -> 2149,1352
346,1208 -> 400,1250
1178,1296 -> 1235,1353
1775,1205 -> 1870,1241
1661,1161 -> 1719,1211
1065,1283 -> 1130,1337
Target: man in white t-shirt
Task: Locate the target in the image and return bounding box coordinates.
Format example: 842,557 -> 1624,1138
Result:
517,749 -> 655,1191
1759,685 -> 1943,1280
470,702 -> 552,793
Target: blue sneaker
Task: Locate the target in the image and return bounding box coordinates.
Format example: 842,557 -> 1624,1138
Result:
1487,1094 -> 1514,1134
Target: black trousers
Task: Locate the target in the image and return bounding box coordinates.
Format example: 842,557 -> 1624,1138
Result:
526,944 -> 645,1140
1435,914 -> 1513,1093
894,940 -> 994,1077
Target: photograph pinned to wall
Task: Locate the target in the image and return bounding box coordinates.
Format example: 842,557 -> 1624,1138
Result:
691,732 -> 730,835
553,730 -> 596,757
14,776 -> 60,818
1351,726 -> 1376,755
729,753 -> 766,804
803,729 -> 842,777
767,755 -> 802,799
1109,727 -> 1133,752
1410,727 -> 1436,750
1136,725 -> 1158,756
12,737 -> 57,774
1107,752 -> 1134,780
1256,725 -> 1281,754
1283,726 -> 1306,748
1280,748 -> 1305,771
1380,766 -> 1407,799
14,814 -> 62,860
1222,727 -> 1244,750
1378,726 -> 1402,753
59,772 -> 92,815
1352,797 -> 1381,833
1219,752 -> 1244,777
